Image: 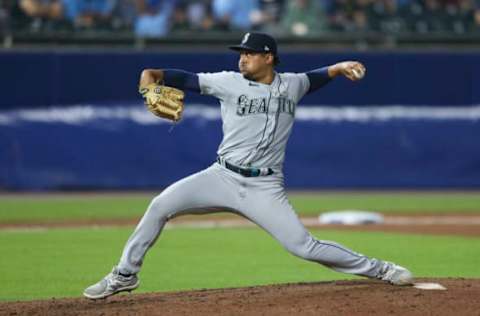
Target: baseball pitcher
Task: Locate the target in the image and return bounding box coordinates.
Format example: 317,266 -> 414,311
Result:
84,32 -> 413,300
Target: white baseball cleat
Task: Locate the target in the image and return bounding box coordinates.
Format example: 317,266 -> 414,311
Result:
377,262 -> 414,285
83,267 -> 139,299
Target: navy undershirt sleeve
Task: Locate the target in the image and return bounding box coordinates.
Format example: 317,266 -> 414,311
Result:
163,69 -> 200,93
306,67 -> 332,94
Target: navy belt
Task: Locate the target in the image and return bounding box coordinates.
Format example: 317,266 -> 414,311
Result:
217,157 -> 274,177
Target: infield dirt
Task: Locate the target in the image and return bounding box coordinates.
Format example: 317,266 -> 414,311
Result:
1,278 -> 479,316
2,214 -> 480,237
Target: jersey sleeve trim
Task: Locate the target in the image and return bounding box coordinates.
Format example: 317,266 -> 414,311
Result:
163,69 -> 200,93
305,67 -> 332,94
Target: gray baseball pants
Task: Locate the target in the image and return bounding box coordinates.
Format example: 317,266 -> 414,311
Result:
118,163 -> 384,278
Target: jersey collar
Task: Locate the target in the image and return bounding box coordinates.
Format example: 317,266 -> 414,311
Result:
245,72 -> 279,89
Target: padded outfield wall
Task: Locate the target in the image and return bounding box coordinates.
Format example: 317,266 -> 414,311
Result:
1,51 -> 479,190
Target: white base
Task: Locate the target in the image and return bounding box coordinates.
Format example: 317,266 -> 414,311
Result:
413,282 -> 447,290
318,210 -> 384,225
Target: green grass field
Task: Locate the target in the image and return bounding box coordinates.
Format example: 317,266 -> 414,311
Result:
0,192 -> 479,301
1,191 -> 480,224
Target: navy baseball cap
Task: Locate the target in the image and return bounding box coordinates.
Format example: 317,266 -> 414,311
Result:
229,32 -> 278,55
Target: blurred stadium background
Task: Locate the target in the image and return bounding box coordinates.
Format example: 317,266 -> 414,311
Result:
2,0 -> 480,45
1,0 -> 480,191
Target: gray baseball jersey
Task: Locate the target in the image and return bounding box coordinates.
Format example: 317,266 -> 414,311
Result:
117,71 -> 386,280
199,71 -> 309,169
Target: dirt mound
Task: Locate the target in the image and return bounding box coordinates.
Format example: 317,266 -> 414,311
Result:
1,278 -> 478,316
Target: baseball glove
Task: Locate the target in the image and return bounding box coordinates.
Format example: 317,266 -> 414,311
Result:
139,83 -> 185,122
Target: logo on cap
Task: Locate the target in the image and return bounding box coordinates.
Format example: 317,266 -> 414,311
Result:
264,46 -> 270,51
241,33 -> 250,45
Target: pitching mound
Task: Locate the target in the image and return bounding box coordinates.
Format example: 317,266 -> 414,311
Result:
1,278 -> 478,316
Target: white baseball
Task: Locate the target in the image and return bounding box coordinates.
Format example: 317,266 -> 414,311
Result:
351,68 -> 365,79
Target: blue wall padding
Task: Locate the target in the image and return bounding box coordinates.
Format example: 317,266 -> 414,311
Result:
2,51 -> 479,108
2,50 -> 479,190
1,113 -> 479,190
